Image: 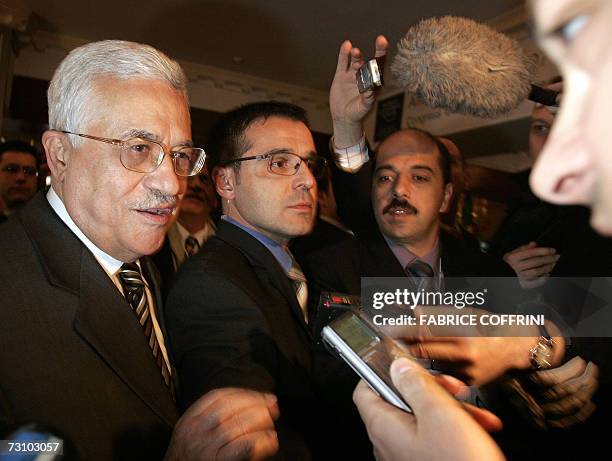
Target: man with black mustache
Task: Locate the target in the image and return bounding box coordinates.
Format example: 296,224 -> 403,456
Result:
305,125 -> 512,307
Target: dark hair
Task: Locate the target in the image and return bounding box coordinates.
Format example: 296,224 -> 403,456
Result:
0,140 -> 40,168
206,101 -> 310,172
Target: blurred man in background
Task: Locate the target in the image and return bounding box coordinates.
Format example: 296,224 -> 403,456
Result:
0,140 -> 39,223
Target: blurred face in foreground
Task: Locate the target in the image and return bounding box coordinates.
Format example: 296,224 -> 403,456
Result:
530,0 -> 612,235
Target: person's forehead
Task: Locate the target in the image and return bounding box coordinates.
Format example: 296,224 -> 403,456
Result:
377,133 -> 439,168
0,151 -> 37,165
379,131 -> 437,154
376,151 -> 440,171
531,104 -> 556,123
89,77 -> 191,136
243,116 -> 315,154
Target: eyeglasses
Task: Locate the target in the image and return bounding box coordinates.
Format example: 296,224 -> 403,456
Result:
59,131 -> 206,177
1,164 -> 38,177
225,152 -> 328,179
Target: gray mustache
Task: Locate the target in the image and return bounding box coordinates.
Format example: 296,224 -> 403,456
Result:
133,190 -> 178,209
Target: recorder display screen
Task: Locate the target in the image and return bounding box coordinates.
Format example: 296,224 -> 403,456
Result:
333,312 -> 379,352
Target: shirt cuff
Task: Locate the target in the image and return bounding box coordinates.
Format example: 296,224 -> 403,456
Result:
332,135 -> 369,173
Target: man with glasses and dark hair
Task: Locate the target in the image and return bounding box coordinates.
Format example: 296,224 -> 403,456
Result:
165,101 -> 368,460
0,41 -> 280,461
0,140 -> 39,223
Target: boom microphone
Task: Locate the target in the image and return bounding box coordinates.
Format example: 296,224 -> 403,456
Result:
390,16 -> 536,118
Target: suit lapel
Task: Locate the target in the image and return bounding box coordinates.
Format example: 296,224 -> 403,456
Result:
22,195 -> 177,426
75,253 -> 177,426
217,221 -> 312,337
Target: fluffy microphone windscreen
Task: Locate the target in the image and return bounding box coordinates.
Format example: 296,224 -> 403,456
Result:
391,16 -> 535,118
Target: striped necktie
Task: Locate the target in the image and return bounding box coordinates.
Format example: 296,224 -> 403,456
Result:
287,254 -> 309,323
118,262 -> 173,393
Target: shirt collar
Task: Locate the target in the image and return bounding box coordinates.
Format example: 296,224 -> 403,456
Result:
221,215 -> 292,273
383,234 -> 440,273
175,219 -> 216,245
46,187 -> 124,275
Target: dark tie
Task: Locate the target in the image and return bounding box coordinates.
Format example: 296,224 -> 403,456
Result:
184,236 -> 200,258
117,262 -> 173,392
287,253 -> 309,323
405,259 -> 435,292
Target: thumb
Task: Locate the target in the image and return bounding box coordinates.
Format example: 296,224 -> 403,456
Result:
336,40 -> 352,73
390,358 -> 458,415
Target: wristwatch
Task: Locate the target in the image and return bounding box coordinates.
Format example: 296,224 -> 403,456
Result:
529,325 -> 555,370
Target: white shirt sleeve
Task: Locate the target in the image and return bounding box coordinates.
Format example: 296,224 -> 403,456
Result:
332,134 -> 369,173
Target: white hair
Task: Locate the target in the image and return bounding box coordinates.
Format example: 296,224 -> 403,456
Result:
47,40 -> 188,141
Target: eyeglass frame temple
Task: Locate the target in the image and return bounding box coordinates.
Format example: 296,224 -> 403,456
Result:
225,153 -> 326,174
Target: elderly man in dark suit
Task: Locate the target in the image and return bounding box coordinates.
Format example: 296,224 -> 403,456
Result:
0,40 -> 279,461
165,101 -> 371,460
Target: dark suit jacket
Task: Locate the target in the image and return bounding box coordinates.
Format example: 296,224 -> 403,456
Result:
304,227 -> 514,308
151,237 -> 177,302
165,220 -> 369,461
0,194 -> 177,460
291,218 -> 353,260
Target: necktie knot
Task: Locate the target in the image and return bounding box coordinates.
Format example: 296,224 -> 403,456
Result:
406,259 -> 434,278
405,259 -> 435,293
185,236 -> 200,258
118,263 -> 147,315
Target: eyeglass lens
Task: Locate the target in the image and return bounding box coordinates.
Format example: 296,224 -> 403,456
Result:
120,138 -> 204,176
268,153 -> 325,178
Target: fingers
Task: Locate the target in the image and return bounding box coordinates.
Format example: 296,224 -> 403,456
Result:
547,401 -> 596,428
461,403 -> 504,432
185,388 -> 279,427
527,357 -> 599,426
504,247 -> 558,269
540,362 -> 598,412
374,35 -> 388,58
514,254 -> 559,273
390,357 -> 462,415
433,373 -> 469,398
168,389 -> 280,461
533,356 -> 586,386
353,379 -> 389,418
350,46 -> 364,72
337,35 -> 388,73
216,430 -> 279,461
336,40 -> 353,73
206,398 -> 279,451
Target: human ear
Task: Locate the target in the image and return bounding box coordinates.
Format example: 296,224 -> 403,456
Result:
42,130 -> 70,183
